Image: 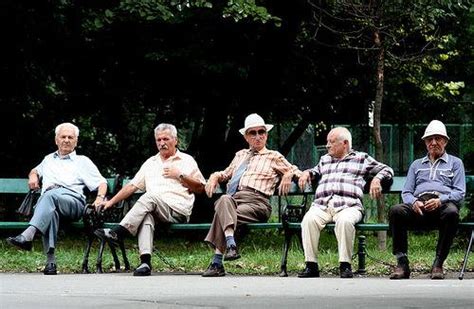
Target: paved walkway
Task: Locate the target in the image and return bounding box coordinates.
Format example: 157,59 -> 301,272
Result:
1,273 -> 473,308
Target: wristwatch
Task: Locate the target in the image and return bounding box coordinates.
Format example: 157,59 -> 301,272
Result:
97,194 -> 106,199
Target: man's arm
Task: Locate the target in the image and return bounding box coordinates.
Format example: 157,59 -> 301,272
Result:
180,174 -> 205,194
93,182 -> 108,207
102,183 -> 138,210
28,169 -> 40,190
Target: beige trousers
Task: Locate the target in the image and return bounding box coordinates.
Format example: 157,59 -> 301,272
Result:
301,205 -> 363,263
120,192 -> 186,255
204,190 -> 271,253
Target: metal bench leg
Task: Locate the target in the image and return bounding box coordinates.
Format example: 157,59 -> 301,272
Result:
357,235 -> 367,275
280,229 -> 293,277
458,230 -> 473,280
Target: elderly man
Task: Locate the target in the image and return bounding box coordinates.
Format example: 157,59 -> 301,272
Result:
95,123 -> 205,276
202,113 -> 300,277
7,122 -> 108,275
297,127 -> 393,278
389,120 -> 465,280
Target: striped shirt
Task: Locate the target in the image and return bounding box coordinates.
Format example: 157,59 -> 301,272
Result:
402,152 -> 465,206
310,151 -> 393,211
218,147 -> 300,197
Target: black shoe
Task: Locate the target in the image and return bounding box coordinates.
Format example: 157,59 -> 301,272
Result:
133,263 -> 151,276
94,228 -> 120,245
43,263 -> 57,275
202,263 -> 225,277
390,265 -> 411,279
340,263 -> 353,278
224,245 -> 241,261
6,235 -> 32,251
298,262 -> 320,278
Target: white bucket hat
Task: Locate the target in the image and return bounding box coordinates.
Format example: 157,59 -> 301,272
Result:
239,113 -> 274,135
421,120 -> 449,140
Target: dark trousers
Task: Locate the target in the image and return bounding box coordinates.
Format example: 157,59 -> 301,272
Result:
389,202 -> 459,264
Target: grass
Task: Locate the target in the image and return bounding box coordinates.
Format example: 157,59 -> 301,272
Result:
1,228 -> 472,276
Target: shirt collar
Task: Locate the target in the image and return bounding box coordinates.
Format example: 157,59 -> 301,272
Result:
154,149 -> 183,162
53,150 -> 76,160
421,152 -> 448,164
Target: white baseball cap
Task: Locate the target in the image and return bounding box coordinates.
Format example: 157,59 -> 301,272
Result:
421,120 -> 449,140
239,113 -> 274,135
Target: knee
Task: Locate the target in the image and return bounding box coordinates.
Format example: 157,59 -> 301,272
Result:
214,195 -> 234,211
442,204 -> 459,222
388,204 -> 405,219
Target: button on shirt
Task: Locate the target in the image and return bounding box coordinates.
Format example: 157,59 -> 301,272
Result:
217,147 -> 301,197
310,151 -> 393,211
35,151 -> 107,199
402,152 -> 466,206
129,150 -> 206,217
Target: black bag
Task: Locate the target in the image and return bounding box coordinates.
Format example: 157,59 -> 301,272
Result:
17,189 -> 40,216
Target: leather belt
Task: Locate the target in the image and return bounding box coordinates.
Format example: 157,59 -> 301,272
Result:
239,186 -> 270,199
44,184 -> 65,193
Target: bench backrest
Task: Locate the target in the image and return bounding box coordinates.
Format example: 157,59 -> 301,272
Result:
0,177 -> 119,195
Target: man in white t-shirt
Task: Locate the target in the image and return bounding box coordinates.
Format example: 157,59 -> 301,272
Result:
95,123 -> 205,276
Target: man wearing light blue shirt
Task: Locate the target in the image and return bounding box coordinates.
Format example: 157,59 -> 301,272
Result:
7,122 -> 107,275
389,120 -> 466,280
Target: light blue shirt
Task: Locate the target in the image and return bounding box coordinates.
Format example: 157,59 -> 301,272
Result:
35,151 -> 106,199
402,152 -> 466,206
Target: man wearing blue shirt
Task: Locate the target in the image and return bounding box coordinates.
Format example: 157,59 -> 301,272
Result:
7,123 -> 107,275
389,120 -> 466,280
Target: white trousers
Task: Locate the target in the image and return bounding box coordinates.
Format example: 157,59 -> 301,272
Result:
301,205 -> 362,263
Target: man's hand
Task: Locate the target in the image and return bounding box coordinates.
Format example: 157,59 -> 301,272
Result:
369,177 -> 382,199
412,200 -> 424,216
97,199 -> 115,212
298,171 -> 310,191
278,172 -> 293,196
205,173 -> 220,198
163,166 -> 181,179
423,198 -> 441,212
28,173 -> 40,190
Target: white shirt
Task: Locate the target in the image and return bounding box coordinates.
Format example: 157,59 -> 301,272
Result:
130,150 -> 205,217
35,151 -> 107,199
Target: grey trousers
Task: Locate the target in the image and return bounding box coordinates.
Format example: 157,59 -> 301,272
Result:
120,192 -> 187,255
204,190 -> 271,253
29,187 -> 85,253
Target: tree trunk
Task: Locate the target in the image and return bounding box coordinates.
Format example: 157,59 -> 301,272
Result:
373,29 -> 387,250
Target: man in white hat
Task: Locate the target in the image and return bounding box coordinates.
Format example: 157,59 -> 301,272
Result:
202,113 -> 301,277
389,120 -> 466,280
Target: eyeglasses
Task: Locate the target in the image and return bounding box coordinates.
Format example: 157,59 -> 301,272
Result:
247,129 -> 267,137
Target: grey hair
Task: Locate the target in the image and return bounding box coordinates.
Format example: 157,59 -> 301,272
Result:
154,123 -> 178,139
55,122 -> 79,137
333,127 -> 352,149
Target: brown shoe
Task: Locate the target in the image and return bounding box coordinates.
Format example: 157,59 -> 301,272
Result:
202,263 -> 225,277
431,266 -> 444,280
390,265 -> 410,279
224,245 -> 241,261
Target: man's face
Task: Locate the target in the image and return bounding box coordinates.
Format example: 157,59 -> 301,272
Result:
55,126 -> 78,156
155,129 -> 177,158
326,130 -> 347,159
424,135 -> 447,160
244,126 -> 267,151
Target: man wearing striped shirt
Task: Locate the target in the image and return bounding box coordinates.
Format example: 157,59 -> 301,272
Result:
297,127 -> 393,278
202,113 -> 300,277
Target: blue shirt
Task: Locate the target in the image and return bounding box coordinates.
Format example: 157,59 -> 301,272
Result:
402,152 -> 465,206
35,151 -> 107,199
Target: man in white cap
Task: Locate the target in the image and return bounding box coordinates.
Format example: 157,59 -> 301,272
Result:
389,120 -> 466,280
202,113 -> 300,277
